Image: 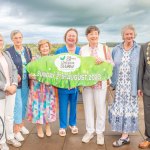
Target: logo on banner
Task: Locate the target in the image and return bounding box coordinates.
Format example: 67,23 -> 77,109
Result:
55,54 -> 80,72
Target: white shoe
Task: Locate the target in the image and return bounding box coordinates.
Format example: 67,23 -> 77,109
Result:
97,133 -> 104,145
7,139 -> 21,147
82,132 -> 94,143
0,143 -> 9,150
14,132 -> 24,142
20,126 -> 29,135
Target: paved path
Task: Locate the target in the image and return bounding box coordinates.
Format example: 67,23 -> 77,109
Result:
10,91 -> 147,150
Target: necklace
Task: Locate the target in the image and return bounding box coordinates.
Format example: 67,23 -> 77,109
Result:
146,43 -> 150,65
15,46 -> 23,51
123,42 -> 133,51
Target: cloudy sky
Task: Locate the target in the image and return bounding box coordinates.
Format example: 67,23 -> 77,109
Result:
0,0 -> 150,44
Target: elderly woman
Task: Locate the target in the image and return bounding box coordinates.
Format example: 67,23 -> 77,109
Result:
27,39 -> 56,138
55,28 -> 80,137
109,25 -> 140,147
0,34 -> 21,150
80,25 -> 112,145
6,30 -> 32,142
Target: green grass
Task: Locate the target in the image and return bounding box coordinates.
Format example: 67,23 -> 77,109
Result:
6,42 -> 118,56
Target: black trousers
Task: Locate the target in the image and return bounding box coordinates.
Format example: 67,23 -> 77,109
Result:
143,94 -> 150,141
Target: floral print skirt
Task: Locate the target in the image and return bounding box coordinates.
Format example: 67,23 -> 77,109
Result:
28,80 -> 56,124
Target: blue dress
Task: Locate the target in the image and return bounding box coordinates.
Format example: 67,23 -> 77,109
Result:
109,50 -> 138,133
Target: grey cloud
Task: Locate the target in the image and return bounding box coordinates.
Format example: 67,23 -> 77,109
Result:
2,0 -> 133,26
0,0 -> 150,43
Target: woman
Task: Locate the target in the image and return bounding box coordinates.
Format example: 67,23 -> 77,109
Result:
28,39 -> 56,138
55,28 -> 80,137
0,34 -> 21,150
109,25 -> 140,147
80,25 -> 112,145
6,30 -> 32,142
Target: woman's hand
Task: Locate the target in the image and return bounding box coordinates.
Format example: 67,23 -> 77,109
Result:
45,83 -> 50,86
95,56 -> 103,64
5,85 -> 17,95
29,74 -> 36,80
68,87 -> 76,90
138,90 -> 143,97
18,74 -> 21,82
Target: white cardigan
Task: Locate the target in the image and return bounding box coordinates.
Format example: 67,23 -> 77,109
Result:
80,43 -> 108,60
80,43 -> 108,89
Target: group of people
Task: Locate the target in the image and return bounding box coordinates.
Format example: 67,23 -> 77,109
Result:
0,24 -> 150,150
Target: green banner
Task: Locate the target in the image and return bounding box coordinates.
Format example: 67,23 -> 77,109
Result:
27,53 -> 113,88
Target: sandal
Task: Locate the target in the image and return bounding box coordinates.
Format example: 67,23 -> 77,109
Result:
69,126 -> 78,134
45,124 -> 52,137
113,137 -> 130,147
37,124 -> 44,138
59,128 -> 66,137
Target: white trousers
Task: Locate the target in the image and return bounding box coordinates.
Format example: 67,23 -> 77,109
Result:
0,94 -> 16,144
82,87 -> 107,134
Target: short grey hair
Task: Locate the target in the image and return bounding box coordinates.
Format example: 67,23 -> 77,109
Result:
121,24 -> 137,39
10,30 -> 23,40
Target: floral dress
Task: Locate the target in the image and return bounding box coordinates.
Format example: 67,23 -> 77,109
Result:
109,50 -> 138,133
27,56 -> 56,124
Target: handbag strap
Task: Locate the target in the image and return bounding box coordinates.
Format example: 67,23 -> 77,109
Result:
25,46 -> 31,60
103,45 -> 107,60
